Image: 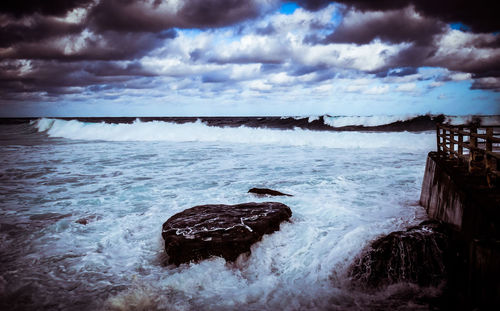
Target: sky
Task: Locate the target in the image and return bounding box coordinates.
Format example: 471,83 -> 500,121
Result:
0,0 -> 499,117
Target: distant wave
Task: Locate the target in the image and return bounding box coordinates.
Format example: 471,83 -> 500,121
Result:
24,114 -> 500,133
33,118 -> 435,150
323,115 -> 417,127
280,114 -> 499,130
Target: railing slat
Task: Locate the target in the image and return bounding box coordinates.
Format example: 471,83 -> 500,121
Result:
436,124 -> 500,188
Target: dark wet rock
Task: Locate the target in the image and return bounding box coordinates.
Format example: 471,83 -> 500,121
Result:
248,188 -> 292,197
29,213 -> 71,221
162,202 -> 292,265
349,220 -> 451,288
75,215 -> 99,225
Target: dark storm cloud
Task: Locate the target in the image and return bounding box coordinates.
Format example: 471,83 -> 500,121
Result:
1,0 -> 263,58
1,0 -> 500,102
409,0 -> 499,33
179,0 -> 262,28
0,59 -> 156,99
3,31 -> 169,61
471,78 -> 500,92
0,0 -> 94,18
323,9 -> 445,45
0,0 -> 270,99
83,61 -> 156,77
389,40 -> 500,78
298,0 -> 500,32
297,0 -> 499,91
0,17 -> 84,47
295,0 -> 332,11
90,0 -> 264,32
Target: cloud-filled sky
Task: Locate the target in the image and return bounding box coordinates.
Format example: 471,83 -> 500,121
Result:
1,0 -> 499,117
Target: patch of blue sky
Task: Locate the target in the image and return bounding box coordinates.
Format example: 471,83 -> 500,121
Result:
280,2 -> 299,15
450,22 -> 499,36
329,4 -> 343,26
450,22 -> 471,31
417,66 -> 451,80
176,26 -> 240,47
424,79 -> 499,115
176,28 -> 203,38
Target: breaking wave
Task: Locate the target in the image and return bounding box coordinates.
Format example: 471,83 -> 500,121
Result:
34,118 -> 435,150
29,114 -> 499,133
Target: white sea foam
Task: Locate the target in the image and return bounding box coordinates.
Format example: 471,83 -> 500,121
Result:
34,118 -> 434,150
308,116 -> 320,122
1,120 -> 438,310
323,115 -> 418,127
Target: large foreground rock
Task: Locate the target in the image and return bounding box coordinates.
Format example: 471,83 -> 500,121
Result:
162,202 -> 292,265
349,220 -> 450,288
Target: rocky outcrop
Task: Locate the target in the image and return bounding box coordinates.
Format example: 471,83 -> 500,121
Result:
162,202 -> 292,265
349,220 -> 450,288
248,188 -> 292,197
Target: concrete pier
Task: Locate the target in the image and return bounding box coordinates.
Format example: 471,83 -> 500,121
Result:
420,152 -> 500,309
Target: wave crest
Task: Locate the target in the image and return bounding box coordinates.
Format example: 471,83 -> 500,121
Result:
33,118 -> 435,150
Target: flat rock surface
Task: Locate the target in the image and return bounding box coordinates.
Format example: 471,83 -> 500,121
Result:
248,188 -> 292,197
162,202 -> 292,265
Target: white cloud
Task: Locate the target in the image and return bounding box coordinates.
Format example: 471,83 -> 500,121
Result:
297,40 -> 408,72
364,85 -> 390,95
429,81 -> 444,88
395,83 -> 417,92
248,80 -> 272,91
449,72 -> 472,81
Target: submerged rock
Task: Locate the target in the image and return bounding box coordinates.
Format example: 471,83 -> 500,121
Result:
248,188 -> 293,197
349,220 -> 450,288
162,202 -> 292,265
75,215 -> 99,225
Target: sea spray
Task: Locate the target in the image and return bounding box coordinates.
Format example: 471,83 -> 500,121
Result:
1,119 -> 439,310
34,118 -> 435,150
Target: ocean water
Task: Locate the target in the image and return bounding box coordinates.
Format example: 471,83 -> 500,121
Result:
1,118 -> 438,310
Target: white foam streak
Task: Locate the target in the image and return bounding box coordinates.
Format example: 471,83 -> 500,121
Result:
323,115 -> 417,127
35,118 -> 434,150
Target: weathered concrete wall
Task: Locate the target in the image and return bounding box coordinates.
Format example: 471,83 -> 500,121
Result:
420,155 -> 465,228
419,152 -> 500,309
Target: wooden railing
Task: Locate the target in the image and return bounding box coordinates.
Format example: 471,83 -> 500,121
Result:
436,124 -> 500,187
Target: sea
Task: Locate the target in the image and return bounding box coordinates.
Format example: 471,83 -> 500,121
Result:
0,115 -> 498,310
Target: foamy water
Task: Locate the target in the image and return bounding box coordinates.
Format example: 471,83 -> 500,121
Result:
1,119 -> 437,310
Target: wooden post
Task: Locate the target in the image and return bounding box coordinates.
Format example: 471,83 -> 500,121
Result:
445,129 -> 450,156
449,128 -> 455,159
470,127 -> 477,149
469,127 -> 479,174
486,128 -> 493,172
485,128 -> 496,188
443,129 -> 447,154
458,126 -> 463,156
458,126 -> 463,164
436,124 -> 441,156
